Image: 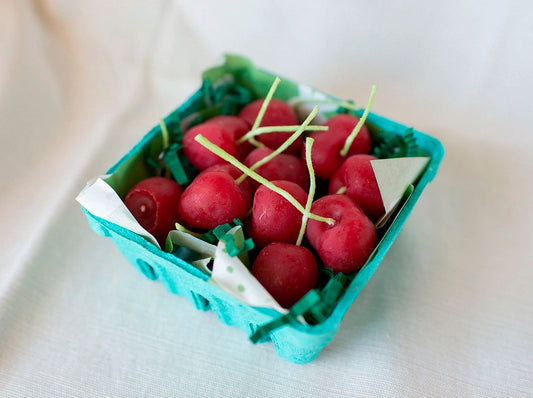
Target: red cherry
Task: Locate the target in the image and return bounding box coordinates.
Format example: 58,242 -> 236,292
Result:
306,194 -> 376,274
124,177 -> 183,246
305,113 -> 372,180
249,180 -> 308,248
238,98 -> 301,154
205,115 -> 253,160
329,154 -> 385,222
326,113 -> 372,154
178,170 -> 250,230
252,242 -> 318,308
200,163 -> 252,202
243,147 -> 309,193
183,123 -> 238,171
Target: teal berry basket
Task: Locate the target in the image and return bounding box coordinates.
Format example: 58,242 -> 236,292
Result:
79,55 -> 444,364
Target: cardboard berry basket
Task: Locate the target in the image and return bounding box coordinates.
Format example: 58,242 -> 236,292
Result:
77,55 -> 444,364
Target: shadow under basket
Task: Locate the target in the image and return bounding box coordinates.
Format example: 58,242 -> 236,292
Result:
79,55 -> 444,364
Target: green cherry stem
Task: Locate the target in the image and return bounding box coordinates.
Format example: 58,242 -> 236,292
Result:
194,134 -> 335,226
159,119 -> 171,177
246,76 -> 281,148
339,85 -> 377,158
335,186 -> 347,195
291,98 -> 360,112
296,137 -> 318,246
174,222 -> 203,238
160,119 -> 170,149
236,124 -> 328,145
236,106 -> 320,185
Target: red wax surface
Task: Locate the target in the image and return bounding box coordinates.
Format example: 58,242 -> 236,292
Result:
178,170 -> 250,230
249,180 -> 308,248
252,242 -> 318,308
200,163 -> 252,202
329,154 -> 385,222
306,113 -> 372,180
244,147 -> 309,192
205,115 -> 253,160
238,98 -> 301,154
306,194 -> 376,273
124,177 -> 183,246
183,123 -> 238,170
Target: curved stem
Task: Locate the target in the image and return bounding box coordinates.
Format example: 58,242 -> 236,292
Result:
291,98 -> 359,112
236,125 -> 327,145
335,186 -> 347,195
195,134 -> 335,225
340,85 -> 377,158
296,137 -> 321,246
236,106 -> 320,185
159,119 -> 171,177
160,119 -> 170,149
246,76 -> 281,147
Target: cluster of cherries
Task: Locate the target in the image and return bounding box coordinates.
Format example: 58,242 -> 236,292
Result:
124,93 -> 384,309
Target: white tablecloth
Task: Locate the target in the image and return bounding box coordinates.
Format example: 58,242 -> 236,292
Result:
1,1 -> 532,396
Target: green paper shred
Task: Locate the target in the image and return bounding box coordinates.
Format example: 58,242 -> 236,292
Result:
305,273 -> 348,324
249,272 -> 350,343
162,143 -> 192,185
211,219 -> 254,257
200,219 -> 251,250
156,117 -> 197,185
249,290 -> 322,344
143,145 -> 166,174
372,127 -> 426,159
222,234 -> 255,257
200,79 -> 252,116
201,220 -> 241,244
201,54 -> 300,101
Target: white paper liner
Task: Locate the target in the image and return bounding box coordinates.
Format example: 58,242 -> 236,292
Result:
77,179 -> 287,312
209,226 -> 288,314
372,156 -> 430,228
75,176 -> 160,248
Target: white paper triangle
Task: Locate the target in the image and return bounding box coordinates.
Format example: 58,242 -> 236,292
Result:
209,227 -> 288,314
372,157 -> 430,228
75,176 -> 160,247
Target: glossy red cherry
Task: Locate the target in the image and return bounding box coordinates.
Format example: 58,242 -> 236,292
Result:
329,154 -> 385,222
124,177 -> 183,246
249,180 -> 308,248
178,170 -> 250,230
306,194 -> 376,273
252,242 -> 318,308
183,123 -> 238,170
305,113 -> 372,180
238,98 -> 301,154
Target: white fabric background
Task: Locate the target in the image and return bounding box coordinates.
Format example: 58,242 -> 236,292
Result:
1,0 -> 533,396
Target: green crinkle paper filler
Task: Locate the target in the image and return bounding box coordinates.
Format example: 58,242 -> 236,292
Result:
305,273 -> 349,324
249,290 -> 322,344
202,54 -> 300,101
222,234 -> 255,258
162,143 -> 190,185
200,220 -> 254,259
249,273 -> 349,342
143,144 -> 166,174
211,220 -> 254,258
164,112 -> 184,141
158,118 -> 196,185
200,78 -> 252,116
372,127 -> 426,159
201,220 -> 242,244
